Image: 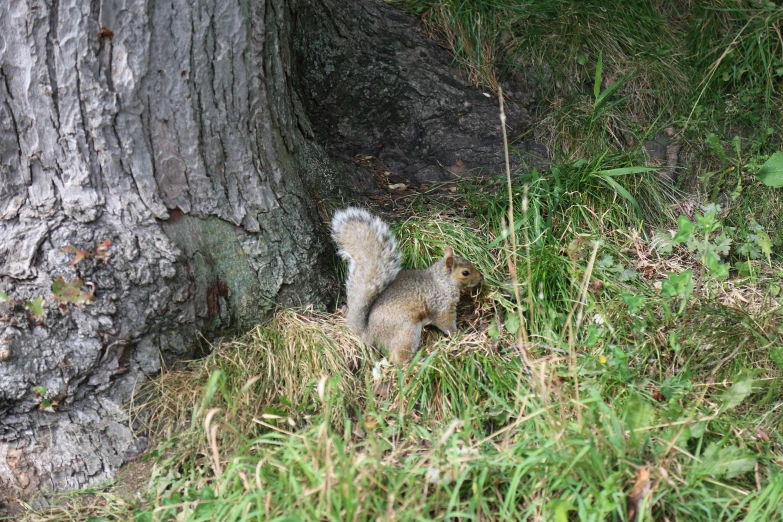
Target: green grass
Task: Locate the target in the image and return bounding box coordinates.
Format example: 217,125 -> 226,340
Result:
396,0 -> 783,179
20,162 -> 783,521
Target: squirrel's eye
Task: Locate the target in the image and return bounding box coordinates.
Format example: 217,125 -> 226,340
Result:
462,270 -> 470,276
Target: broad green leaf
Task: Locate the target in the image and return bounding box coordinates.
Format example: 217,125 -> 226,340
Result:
622,293 -> 644,315
595,166 -> 657,177
625,394 -> 655,447
702,203 -> 721,215
193,502 -> 217,518
547,498 -> 576,522
132,509 -> 153,522
756,152 -> 783,187
690,421 -> 706,438
597,254 -> 615,268
705,252 -> 729,280
756,229 -> 772,265
51,276 -> 65,295
700,442 -> 757,479
487,319 -> 500,340
585,325 -> 602,347
661,270 -> 693,298
696,210 -> 719,232
713,232 -> 732,256
595,70 -> 634,112
593,53 -> 603,100
720,376 -> 756,412
735,260 -> 753,277
672,216 -> 694,243
0,291 -> 9,304
32,385 -> 48,397
505,313 -> 520,336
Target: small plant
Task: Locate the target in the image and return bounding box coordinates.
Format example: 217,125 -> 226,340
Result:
63,238 -> 112,269
596,253 -> 636,282
700,135 -> 783,201
676,205 -> 730,280
656,204 -> 731,282
25,296 -> 46,320
51,276 -> 95,312
2,240 -> 111,322
736,219 -> 773,266
660,269 -> 694,316
32,385 -> 58,411
656,203 -> 776,287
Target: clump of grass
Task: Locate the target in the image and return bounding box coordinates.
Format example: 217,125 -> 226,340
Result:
688,1 -> 783,108
136,309 -> 376,470
680,302 -> 780,375
398,0 -> 690,128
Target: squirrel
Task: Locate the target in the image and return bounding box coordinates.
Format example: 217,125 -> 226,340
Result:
331,207 -> 483,364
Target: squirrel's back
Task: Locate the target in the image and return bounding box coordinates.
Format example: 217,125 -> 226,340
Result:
331,207 -> 402,332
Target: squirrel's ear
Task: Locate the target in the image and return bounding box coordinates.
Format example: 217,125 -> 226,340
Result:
444,246 -> 454,271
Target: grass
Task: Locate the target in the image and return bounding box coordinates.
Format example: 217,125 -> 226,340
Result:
12,1 -> 783,521
396,0 -> 783,171
19,157 -> 783,522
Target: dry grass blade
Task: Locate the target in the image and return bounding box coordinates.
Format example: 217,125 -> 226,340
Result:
498,86 -> 532,366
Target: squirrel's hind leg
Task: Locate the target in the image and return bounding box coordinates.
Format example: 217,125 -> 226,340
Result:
387,322 -> 423,365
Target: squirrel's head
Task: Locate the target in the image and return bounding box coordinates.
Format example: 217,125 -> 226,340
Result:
443,246 -> 483,288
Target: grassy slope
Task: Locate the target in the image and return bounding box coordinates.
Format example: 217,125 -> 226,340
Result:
17,1 -> 783,521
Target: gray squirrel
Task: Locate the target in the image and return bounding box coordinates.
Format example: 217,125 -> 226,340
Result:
332,207 -> 483,364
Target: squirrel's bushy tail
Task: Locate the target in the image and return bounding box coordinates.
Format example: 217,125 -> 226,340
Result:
332,207 -> 401,332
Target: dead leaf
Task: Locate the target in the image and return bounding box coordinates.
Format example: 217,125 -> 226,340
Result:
626,467 -> 651,522
98,27 -> 114,41
93,238 -> 112,264
372,381 -> 391,399
448,159 -> 467,176
589,280 -> 604,291
69,249 -> 89,269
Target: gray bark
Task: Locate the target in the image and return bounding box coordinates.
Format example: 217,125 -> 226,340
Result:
0,0 -> 541,504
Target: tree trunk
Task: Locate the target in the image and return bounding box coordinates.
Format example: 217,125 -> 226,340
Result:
0,0 -> 539,503
0,0 -> 341,500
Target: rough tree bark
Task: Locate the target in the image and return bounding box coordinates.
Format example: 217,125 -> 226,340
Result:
0,0 -> 538,503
